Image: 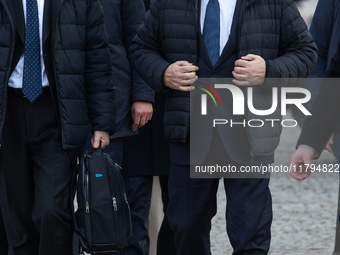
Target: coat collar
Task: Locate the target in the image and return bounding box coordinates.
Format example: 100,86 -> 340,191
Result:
10,0 -> 25,43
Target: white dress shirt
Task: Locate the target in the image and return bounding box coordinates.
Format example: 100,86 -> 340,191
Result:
200,0 -> 238,56
8,0 -> 49,88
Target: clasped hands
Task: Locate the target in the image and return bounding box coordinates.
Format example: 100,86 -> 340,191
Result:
163,54 -> 266,91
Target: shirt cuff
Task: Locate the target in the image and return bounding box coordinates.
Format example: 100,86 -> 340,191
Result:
298,145 -> 319,159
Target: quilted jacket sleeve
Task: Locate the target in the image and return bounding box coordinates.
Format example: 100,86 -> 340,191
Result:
129,0 -> 171,93
297,42 -> 340,157
122,0 -> 155,103
265,0 -> 318,81
308,0 -> 335,78
85,0 -> 117,135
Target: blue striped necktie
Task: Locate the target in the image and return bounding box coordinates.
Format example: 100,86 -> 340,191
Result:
203,0 -> 220,66
23,0 -> 42,103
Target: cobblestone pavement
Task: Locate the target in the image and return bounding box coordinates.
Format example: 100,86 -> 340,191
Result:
210,109 -> 339,254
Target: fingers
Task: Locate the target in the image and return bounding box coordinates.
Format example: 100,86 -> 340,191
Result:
147,110 -> 153,121
140,114 -> 148,128
289,147 -> 314,180
91,135 -> 100,149
176,61 -> 191,66
232,78 -> 251,87
232,71 -> 246,80
180,72 -> 197,80
132,115 -> 140,131
233,54 -> 266,86
131,101 -> 153,131
132,113 -> 151,131
233,66 -> 246,74
329,135 -> 334,145
164,61 -> 199,91
91,131 -> 110,149
180,65 -> 199,73
241,54 -> 258,61
324,135 -> 334,152
177,85 -> 195,92
325,143 -> 333,153
235,59 -> 250,68
289,158 -> 309,180
289,162 -> 310,181
179,72 -> 198,86
178,75 -> 198,87
101,137 -> 110,148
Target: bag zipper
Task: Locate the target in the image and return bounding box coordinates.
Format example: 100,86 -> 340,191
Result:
84,155 -> 91,214
112,197 -> 118,211
124,193 -> 130,210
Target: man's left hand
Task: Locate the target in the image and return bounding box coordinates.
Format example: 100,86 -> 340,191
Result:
131,101 -> 153,131
91,130 -> 110,149
232,54 -> 266,86
289,146 -> 315,180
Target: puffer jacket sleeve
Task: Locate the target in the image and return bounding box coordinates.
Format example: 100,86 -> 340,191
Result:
308,0 -> 335,78
84,0 -> 116,135
265,0 -> 318,81
122,0 -> 155,103
129,0 -> 171,93
297,42 -> 340,157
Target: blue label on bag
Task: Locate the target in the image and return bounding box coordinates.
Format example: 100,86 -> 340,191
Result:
95,174 -> 103,178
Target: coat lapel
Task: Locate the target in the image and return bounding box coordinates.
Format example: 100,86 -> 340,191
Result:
2,0 -> 14,23
11,0 -> 25,43
43,0 -> 52,43
51,0 -> 64,43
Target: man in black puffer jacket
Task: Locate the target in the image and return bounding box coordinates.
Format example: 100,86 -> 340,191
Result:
130,0 -> 317,254
0,0 -> 116,254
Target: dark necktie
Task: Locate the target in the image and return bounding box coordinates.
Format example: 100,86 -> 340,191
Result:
203,0 -> 220,66
23,0 -> 42,103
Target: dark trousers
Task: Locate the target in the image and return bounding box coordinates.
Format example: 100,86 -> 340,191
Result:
118,176 -> 153,255
118,176 -> 176,255
167,163 -> 272,255
157,176 -> 176,255
0,90 -> 77,255
0,208 -> 8,254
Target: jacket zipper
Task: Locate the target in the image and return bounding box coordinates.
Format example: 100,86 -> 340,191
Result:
85,155 -> 91,213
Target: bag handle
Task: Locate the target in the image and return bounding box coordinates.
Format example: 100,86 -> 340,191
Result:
93,141 -> 103,156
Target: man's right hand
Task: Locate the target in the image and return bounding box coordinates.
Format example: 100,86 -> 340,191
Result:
324,135 -> 333,153
164,61 -> 198,92
289,146 -> 315,180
